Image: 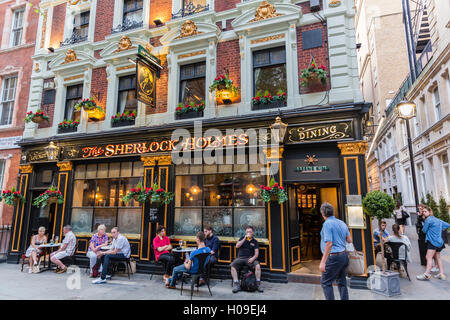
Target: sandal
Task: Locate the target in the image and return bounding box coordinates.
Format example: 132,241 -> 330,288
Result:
416,273 -> 431,281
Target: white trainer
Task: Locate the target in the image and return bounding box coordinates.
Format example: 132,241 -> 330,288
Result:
92,278 -> 107,284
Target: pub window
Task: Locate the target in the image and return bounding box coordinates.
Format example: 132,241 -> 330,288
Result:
64,84 -> 83,121
73,11 -> 90,40
117,75 -> 137,113
71,161 -> 144,235
10,8 -> 25,47
174,154 -> 267,239
123,0 -> 143,24
253,46 -> 287,96
0,160 -> 5,190
179,62 -> 206,105
0,76 -> 17,126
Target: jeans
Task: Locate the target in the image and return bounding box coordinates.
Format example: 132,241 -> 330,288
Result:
201,255 -> 217,280
169,264 -> 189,286
158,253 -> 175,275
100,253 -> 127,280
321,254 -> 349,300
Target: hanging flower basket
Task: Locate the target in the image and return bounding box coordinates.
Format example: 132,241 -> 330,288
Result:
25,110 -> 50,124
209,74 -> 239,105
74,98 -> 98,112
0,187 -> 25,206
122,181 -> 147,204
259,178 -> 288,204
32,185 -> 64,208
149,184 -> 174,205
122,182 -> 174,206
300,60 -> 327,87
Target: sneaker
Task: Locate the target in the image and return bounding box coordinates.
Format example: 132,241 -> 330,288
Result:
32,265 -> 40,274
431,267 -> 439,273
28,268 -> 33,274
416,273 -> 431,281
256,282 -> 264,293
92,278 -> 107,284
433,274 -> 447,280
232,282 -> 241,293
105,275 -> 111,280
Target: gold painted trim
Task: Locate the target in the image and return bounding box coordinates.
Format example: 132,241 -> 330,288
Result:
263,147 -> 284,160
129,240 -> 140,258
259,247 -> 268,267
117,65 -> 135,71
251,1 -> 282,22
343,156 -> 361,195
251,34 -> 285,44
74,232 -> 141,240
61,48 -> 79,65
290,245 -> 301,265
217,245 -> 232,264
140,167 -> 154,261
155,155 -> 172,165
338,141 -> 368,155
178,50 -> 206,59
175,20 -> 203,39
171,235 -> 270,245
19,165 -> 33,174
141,156 -> 157,167
64,74 -> 83,82
57,172 -> 69,242
113,35 -> 135,53
76,238 -> 88,254
57,161 -> 73,172
11,174 -> 28,252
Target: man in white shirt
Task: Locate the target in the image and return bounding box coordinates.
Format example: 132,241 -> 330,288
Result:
92,227 -> 131,284
50,225 -> 77,274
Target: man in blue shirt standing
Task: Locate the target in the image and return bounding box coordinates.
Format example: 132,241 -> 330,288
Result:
319,202 -> 353,300
165,231 -> 211,288
416,204 -> 450,281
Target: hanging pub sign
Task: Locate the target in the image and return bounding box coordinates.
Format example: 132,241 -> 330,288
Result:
287,120 -> 354,143
136,45 -> 162,108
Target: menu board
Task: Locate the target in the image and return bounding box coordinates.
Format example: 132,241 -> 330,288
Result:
148,207 -> 159,223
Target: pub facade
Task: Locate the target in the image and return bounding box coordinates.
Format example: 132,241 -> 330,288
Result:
8,0 -> 375,283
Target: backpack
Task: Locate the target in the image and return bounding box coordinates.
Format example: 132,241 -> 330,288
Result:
240,271 -> 258,292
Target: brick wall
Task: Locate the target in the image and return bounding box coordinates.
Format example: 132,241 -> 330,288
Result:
90,67 -> 108,112
94,0 -> 114,42
147,62 -> 168,114
50,3 -> 66,49
297,22 -> 330,94
216,39 -> 241,101
149,0 -> 172,28
0,150 -> 21,225
215,0 -> 240,12
297,0 -> 323,14
38,78 -> 55,129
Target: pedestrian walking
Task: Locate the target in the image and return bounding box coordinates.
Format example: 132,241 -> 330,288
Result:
319,202 -> 353,300
416,204 -> 450,281
393,201 -> 409,235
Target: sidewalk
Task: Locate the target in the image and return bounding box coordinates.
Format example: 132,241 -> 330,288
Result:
0,221 -> 448,300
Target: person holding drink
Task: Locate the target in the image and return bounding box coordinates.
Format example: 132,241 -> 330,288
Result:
230,226 -> 263,293
153,225 -> 175,281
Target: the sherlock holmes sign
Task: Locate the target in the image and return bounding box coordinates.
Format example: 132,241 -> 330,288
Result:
136,45 -> 162,108
288,120 -> 353,143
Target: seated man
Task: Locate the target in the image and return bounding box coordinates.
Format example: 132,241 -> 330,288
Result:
374,221 -> 389,255
50,225 -> 76,274
231,226 -> 263,293
153,225 -> 175,280
92,227 -> 131,284
165,231 -> 211,289
199,225 -> 220,286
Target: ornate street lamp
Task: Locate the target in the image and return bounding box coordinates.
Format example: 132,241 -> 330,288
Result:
44,141 -> 59,161
397,100 -> 416,119
270,116 -> 288,145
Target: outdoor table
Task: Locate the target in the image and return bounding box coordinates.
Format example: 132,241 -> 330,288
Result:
172,247 -> 196,264
38,243 -> 62,272
100,245 -> 112,251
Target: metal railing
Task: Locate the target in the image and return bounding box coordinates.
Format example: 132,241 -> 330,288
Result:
0,225 -> 12,263
60,32 -> 88,47
172,1 -> 209,19
385,41 -> 433,116
111,18 -> 143,34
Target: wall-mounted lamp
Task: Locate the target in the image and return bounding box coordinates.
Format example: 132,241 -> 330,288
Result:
345,204 -> 366,229
153,19 -> 163,27
356,43 -> 361,49
44,141 -> 59,161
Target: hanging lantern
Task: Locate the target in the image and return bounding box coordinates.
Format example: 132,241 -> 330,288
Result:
44,141 -> 59,161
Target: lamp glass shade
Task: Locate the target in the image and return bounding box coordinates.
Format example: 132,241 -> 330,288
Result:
397,101 -> 416,119
270,116 -> 288,144
45,141 -> 59,160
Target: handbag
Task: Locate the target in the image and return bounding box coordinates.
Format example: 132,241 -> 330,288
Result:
347,251 -> 365,276
401,209 -> 410,219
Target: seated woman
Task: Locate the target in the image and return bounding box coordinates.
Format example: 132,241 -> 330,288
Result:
86,224 -> 109,277
153,225 -> 175,280
25,226 -> 47,273
387,223 -> 412,263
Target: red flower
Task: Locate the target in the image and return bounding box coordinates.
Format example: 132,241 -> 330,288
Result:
156,188 -> 164,193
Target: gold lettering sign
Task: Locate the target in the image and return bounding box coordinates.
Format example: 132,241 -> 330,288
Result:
288,121 -> 353,143
136,60 -> 156,107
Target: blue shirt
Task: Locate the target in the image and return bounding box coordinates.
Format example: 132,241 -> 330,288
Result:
320,216 -> 350,253
189,246 -> 211,274
205,234 -> 220,257
373,228 -> 389,245
422,216 -> 450,248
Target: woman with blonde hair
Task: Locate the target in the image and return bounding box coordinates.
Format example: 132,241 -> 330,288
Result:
25,226 -> 47,273
87,224 -> 109,277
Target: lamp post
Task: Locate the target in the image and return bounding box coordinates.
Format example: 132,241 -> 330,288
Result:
396,100 -> 426,265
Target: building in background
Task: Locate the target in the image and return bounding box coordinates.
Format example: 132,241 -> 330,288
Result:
0,0 -> 40,226
365,0 -> 449,214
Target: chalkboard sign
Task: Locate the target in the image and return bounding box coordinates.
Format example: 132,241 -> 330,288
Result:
148,207 -> 159,223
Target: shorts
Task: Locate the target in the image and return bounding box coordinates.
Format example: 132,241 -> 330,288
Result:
426,241 -> 445,252
231,257 -> 259,271
52,251 -> 70,260
395,218 -> 406,226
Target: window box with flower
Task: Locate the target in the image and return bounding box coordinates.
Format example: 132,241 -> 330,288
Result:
111,110 -> 136,127
58,119 -> 79,134
252,90 -> 287,111
0,187 -> 25,206
25,109 -> 50,124
175,101 -> 205,120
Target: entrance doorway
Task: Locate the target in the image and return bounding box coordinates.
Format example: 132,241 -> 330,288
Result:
27,190 -> 57,243
288,184 -> 342,275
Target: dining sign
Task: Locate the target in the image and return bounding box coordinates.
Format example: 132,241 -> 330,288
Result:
287,120 -> 353,143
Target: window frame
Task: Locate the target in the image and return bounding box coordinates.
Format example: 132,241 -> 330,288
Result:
117,74 -> 137,114
10,8 -> 25,47
441,153 -> 450,199
73,10 -> 90,39
432,87 -> 441,121
178,61 -> 206,105
123,0 -> 143,22
252,46 -> 287,97
0,159 -> 5,190
0,75 -> 18,127
64,83 -> 84,121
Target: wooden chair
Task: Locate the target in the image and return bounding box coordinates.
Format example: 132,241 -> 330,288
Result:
21,252 -> 45,272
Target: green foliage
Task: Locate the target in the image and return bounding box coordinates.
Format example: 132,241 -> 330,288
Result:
251,90 -> 287,105
259,178 -> 288,204
425,193 -> 440,217
362,191 -> 396,223
209,74 -> 239,94
438,196 -> 450,223
32,185 -> 64,208
0,187 -> 25,206
176,101 -> 205,114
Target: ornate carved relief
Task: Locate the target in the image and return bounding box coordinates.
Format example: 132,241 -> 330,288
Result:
329,0 -> 342,7
178,50 -> 206,59
155,155 -> 172,165
337,141 -> 368,155
175,20 -> 203,39
263,147 -> 284,160
57,161 -> 73,172
141,156 -> 157,167
113,35 -> 135,53
250,34 -> 285,44
19,165 -> 33,174
251,1 -> 282,23
61,49 -> 80,65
